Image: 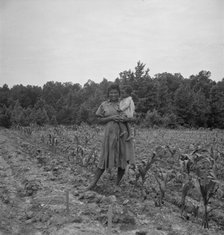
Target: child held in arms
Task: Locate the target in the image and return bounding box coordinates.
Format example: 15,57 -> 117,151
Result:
118,86 -> 135,141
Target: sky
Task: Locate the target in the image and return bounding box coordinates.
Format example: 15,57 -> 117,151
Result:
0,0 -> 224,87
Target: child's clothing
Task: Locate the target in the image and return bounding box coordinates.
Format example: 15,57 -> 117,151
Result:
118,96 -> 135,141
119,96 -> 135,118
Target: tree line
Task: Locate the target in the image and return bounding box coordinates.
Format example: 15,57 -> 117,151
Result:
0,61 -> 224,129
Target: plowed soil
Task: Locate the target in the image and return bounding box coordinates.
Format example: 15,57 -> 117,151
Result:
0,127 -> 223,235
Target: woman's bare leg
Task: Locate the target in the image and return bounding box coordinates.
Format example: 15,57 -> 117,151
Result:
116,167 -> 125,185
86,168 -> 104,190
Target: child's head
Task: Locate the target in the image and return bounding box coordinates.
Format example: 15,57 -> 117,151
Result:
121,85 -> 133,98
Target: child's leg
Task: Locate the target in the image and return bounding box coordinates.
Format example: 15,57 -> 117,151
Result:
126,123 -> 134,141
119,122 -> 125,137
119,119 -> 127,137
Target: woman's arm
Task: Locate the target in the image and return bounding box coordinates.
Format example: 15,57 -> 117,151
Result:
122,116 -> 136,123
96,115 -> 122,124
119,112 -> 136,123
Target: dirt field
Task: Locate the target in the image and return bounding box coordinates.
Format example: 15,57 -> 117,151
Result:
0,125 -> 224,235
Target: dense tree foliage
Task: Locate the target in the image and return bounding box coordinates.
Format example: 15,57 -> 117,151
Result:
0,62 -> 223,128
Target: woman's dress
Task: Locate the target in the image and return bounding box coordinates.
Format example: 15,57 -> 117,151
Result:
96,100 -> 135,169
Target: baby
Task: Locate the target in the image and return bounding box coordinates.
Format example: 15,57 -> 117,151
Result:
118,86 -> 135,141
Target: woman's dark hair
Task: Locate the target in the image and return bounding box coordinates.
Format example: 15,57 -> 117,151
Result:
107,83 -> 120,97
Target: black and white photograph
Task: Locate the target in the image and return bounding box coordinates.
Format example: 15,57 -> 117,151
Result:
0,0 -> 224,234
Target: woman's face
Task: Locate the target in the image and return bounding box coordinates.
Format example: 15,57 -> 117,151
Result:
108,89 -> 120,102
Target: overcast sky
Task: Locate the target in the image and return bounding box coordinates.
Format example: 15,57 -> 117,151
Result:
0,0 -> 223,87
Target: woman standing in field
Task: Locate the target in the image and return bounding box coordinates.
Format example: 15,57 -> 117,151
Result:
86,83 -> 135,190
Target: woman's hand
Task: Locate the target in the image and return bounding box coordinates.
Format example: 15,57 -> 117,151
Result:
119,116 -> 136,123
97,115 -> 121,124
97,114 -> 133,124
111,115 -> 131,122
111,115 -> 122,122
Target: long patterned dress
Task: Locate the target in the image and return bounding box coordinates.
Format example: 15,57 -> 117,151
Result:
96,100 -> 135,170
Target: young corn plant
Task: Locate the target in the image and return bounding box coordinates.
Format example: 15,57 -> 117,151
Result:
179,151 -> 200,217
179,148 -> 223,228
180,176 -> 195,217
135,152 -> 157,188
47,133 -> 58,153
82,148 -> 98,169
130,152 -> 158,199
153,168 -> 176,207
23,126 -> 33,136
71,135 -> 98,170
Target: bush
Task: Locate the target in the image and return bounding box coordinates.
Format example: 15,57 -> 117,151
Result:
144,109 -> 163,128
0,109 -> 11,128
143,110 -> 178,128
135,112 -> 145,125
162,113 -> 178,128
